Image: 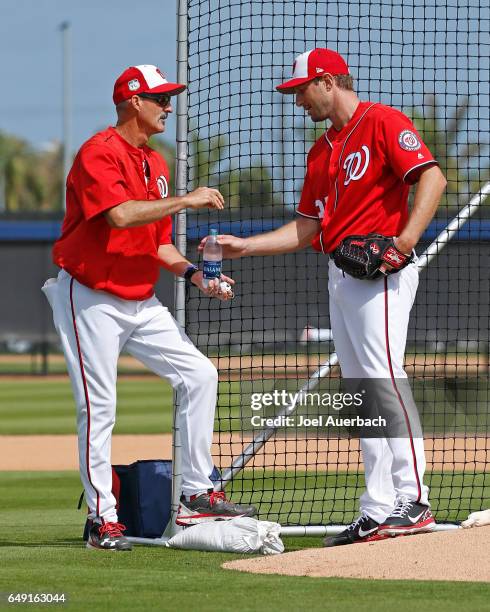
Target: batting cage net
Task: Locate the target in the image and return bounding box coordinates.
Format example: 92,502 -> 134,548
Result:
181,0 -> 489,529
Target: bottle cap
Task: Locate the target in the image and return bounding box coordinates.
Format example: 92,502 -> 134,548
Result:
210,228 -> 218,236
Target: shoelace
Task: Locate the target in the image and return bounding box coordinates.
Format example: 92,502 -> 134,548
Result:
208,491 -> 226,506
347,513 -> 368,531
390,497 -> 413,518
99,522 -> 126,537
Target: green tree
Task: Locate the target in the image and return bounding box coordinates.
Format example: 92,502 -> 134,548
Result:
186,130 -> 280,219
0,131 -> 62,213
219,163 -> 277,218
408,95 -> 489,217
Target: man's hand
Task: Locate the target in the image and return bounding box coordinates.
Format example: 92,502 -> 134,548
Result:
379,165 -> 446,272
184,187 -> 225,210
199,218 -> 319,258
198,234 -> 248,259
191,272 -> 235,301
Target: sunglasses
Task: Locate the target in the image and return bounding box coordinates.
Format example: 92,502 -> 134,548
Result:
138,93 -> 172,106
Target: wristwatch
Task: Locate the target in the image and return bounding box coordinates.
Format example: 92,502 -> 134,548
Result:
183,264 -> 200,284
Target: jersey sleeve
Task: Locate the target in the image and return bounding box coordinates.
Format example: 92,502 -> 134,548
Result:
382,111 -> 438,184
72,144 -> 129,220
297,169 -> 318,218
297,165 -> 326,219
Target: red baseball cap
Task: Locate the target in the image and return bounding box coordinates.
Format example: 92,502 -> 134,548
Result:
113,64 -> 186,105
276,48 -> 350,94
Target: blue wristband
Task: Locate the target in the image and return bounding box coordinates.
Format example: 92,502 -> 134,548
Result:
183,265 -> 199,283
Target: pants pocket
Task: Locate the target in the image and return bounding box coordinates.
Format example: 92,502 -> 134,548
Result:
41,278 -> 58,309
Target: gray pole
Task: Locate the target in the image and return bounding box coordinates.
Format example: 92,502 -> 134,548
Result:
60,21 -> 71,211
164,0 -> 189,538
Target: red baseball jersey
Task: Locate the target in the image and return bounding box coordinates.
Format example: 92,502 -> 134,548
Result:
297,101 -> 438,253
53,127 -> 172,300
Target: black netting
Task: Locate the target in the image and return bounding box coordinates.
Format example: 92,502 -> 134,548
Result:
184,0 -> 489,526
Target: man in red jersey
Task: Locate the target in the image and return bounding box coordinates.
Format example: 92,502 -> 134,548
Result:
200,49 -> 446,546
42,65 -> 256,551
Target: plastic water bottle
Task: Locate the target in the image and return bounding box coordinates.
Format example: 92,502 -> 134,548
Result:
202,228 -> 222,288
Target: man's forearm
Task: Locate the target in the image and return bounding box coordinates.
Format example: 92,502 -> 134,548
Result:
105,186 -> 225,228
396,165 -> 447,253
106,196 -> 188,228
243,217 -> 320,256
157,244 -> 193,276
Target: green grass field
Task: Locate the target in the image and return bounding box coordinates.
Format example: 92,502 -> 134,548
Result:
1,472 -> 489,612
0,378 -> 249,435
1,377 -> 488,435
1,377 -> 488,526
1,377 -> 489,610
0,378 -> 174,435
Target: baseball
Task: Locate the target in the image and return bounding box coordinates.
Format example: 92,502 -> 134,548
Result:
219,281 -> 234,298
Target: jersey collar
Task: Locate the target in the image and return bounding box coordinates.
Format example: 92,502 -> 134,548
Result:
326,101 -> 373,145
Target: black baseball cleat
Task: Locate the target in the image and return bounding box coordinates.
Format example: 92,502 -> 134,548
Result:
377,497 -> 436,536
86,521 -> 132,551
324,513 -> 387,547
176,490 -> 257,526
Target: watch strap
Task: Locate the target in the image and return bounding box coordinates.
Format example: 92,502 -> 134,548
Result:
183,265 -> 199,283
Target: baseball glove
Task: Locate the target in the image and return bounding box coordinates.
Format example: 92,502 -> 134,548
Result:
333,234 -> 413,280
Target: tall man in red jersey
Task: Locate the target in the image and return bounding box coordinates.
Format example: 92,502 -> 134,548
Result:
200,49 -> 447,546
42,65 -> 256,551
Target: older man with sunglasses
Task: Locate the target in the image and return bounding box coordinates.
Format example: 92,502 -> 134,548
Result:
42,65 -> 256,551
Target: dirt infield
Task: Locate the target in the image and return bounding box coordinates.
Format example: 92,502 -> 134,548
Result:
1,434 -> 488,471
215,352 -> 488,379
223,526 -> 490,582
1,351 -> 487,379
0,435 -> 173,470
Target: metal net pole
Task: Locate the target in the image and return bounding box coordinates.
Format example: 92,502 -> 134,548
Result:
165,0 -> 189,538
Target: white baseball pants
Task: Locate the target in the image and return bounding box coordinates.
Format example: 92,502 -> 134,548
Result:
328,259 -> 429,523
42,269 -> 217,523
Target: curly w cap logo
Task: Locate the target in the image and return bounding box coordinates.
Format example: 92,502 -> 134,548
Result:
343,145 -> 370,186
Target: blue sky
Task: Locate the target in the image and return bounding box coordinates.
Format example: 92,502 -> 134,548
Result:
0,0 -> 178,151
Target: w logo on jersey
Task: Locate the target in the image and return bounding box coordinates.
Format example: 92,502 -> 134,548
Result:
157,176 -> 168,198
343,145 -> 370,186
